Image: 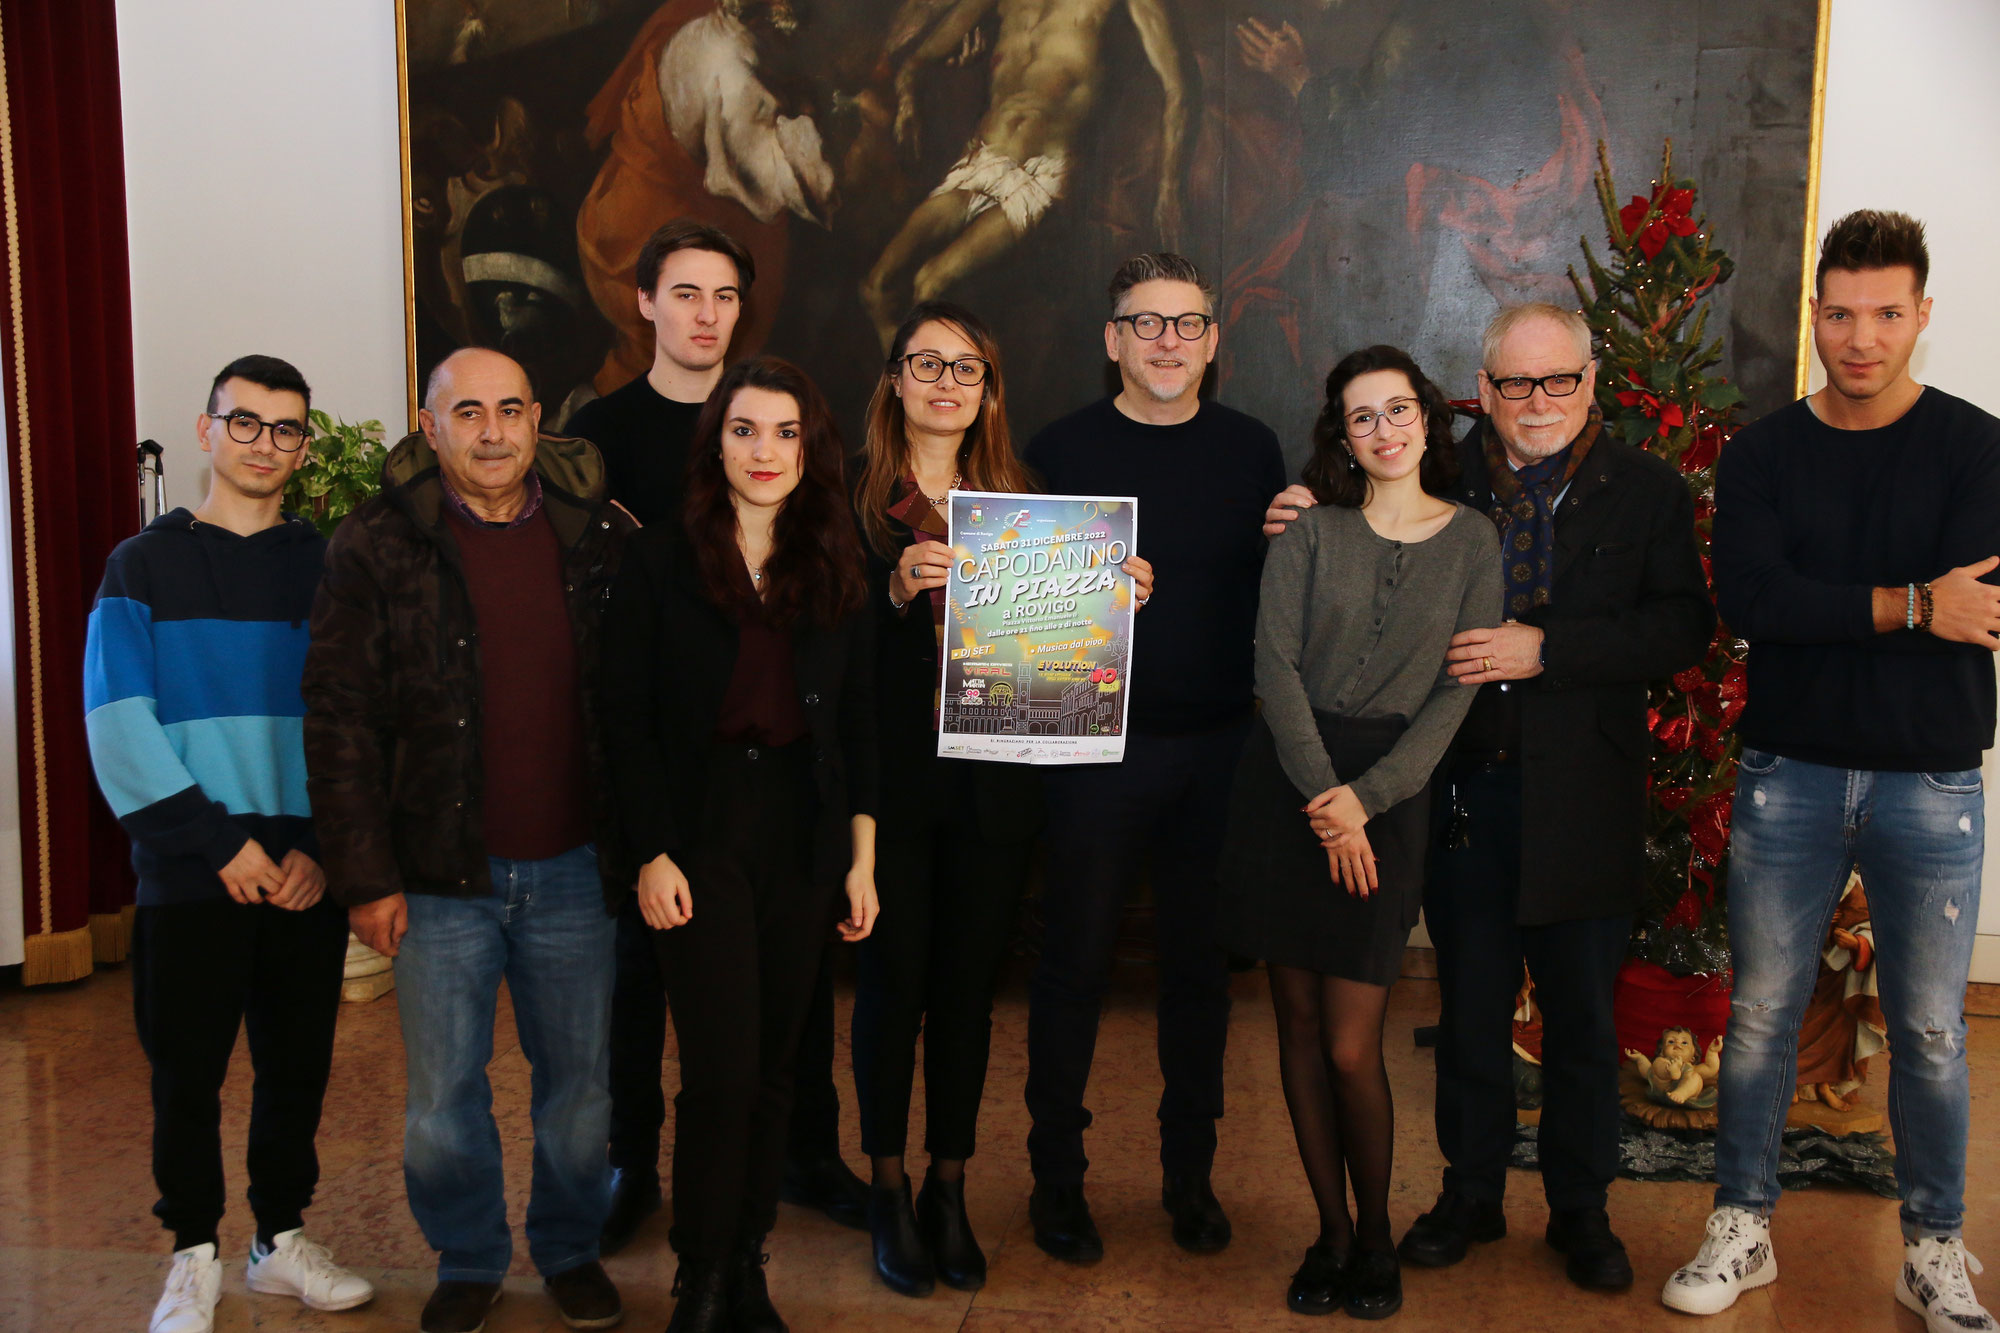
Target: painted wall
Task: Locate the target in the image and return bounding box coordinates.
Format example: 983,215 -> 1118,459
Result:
112,0 -> 2000,974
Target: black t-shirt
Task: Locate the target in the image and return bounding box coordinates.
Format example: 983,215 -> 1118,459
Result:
562,375 -> 705,529
1713,387 -> 2000,771
1025,396 -> 1288,735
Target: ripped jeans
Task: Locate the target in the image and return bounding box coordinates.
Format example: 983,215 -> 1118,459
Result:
1715,750 -> 1983,1238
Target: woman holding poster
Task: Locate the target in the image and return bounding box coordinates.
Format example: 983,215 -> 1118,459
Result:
848,301 -> 1153,1299
601,357 -> 879,1333
1221,346 -> 1501,1320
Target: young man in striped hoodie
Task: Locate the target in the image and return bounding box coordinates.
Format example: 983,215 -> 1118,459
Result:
85,355 -> 373,1333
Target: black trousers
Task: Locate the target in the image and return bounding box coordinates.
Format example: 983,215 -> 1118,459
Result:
1025,721 -> 1248,1185
1424,762 -> 1630,1212
657,742 -> 834,1261
131,895 -> 349,1251
852,756 -> 1028,1161
606,899 -> 844,1177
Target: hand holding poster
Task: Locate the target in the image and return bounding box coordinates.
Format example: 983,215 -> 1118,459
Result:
938,492 -> 1138,764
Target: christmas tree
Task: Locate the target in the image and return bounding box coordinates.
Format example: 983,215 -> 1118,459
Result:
1569,140 -> 1746,976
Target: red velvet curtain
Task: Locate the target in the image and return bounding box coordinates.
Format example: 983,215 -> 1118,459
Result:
0,0 -> 139,983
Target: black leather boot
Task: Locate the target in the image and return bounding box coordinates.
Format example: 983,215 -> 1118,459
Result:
1028,1181 -> 1103,1264
867,1179 -> 935,1297
727,1238 -> 787,1333
915,1168 -> 986,1292
665,1259 -> 730,1333
1396,1190 -> 1506,1268
1162,1172 -> 1233,1254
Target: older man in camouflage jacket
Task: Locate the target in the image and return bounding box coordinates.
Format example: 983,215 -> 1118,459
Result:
304,348 -> 633,1333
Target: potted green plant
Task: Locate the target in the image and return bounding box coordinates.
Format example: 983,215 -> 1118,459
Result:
284,409 -> 388,536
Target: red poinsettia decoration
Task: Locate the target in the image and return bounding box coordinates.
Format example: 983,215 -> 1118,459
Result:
1615,370 -> 1687,438
1619,185 -> 1700,262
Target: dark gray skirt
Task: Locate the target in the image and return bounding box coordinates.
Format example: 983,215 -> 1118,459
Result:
1218,711 -> 1429,986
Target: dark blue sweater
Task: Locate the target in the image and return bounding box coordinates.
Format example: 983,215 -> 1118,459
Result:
1713,388 -> 2000,771
1026,397 -> 1287,735
84,509 -> 326,904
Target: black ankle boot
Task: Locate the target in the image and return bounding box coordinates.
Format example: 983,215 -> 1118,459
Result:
666,1258 -> 730,1333
867,1179 -> 935,1298
728,1238 -> 786,1333
916,1168 -> 986,1292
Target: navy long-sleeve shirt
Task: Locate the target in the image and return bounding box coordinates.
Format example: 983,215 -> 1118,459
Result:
1712,388 -> 2000,771
1025,396 -> 1288,735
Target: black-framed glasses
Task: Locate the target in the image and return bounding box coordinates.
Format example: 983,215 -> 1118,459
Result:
214,410 -> 309,451
1485,370 -> 1587,400
1114,311 -> 1216,340
1345,398 -> 1421,438
896,353 -> 989,386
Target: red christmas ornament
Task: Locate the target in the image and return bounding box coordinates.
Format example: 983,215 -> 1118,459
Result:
1688,792 -> 1734,864
1659,714 -> 1696,753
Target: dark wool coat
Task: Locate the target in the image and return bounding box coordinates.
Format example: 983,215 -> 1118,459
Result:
303,431 -> 635,910
599,525 -> 880,892
1450,421 -> 1717,925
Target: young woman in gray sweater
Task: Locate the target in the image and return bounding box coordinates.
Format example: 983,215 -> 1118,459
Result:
1222,345 -> 1501,1319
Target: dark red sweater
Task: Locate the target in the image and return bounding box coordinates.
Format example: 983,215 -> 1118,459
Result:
446,506 -> 592,860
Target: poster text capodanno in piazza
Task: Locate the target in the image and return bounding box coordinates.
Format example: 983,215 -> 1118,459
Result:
937,492 -> 1138,765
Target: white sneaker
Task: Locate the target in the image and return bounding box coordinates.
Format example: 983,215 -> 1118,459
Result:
150,1243 -> 221,1333
244,1228 -> 376,1311
1660,1206 -> 1777,1314
1898,1236 -> 1997,1332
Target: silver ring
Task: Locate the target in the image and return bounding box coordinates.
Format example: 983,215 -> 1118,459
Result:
909,566 -> 922,578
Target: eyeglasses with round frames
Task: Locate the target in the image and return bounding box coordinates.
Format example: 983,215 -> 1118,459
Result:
213,410 -> 310,452
1485,370 -> 1586,400
1344,398 -> 1421,438
895,353 -> 990,386
1113,311 -> 1216,341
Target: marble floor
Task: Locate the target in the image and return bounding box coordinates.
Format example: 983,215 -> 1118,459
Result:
2,957 -> 1993,1332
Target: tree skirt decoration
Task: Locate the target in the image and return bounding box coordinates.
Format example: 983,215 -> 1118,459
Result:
1512,1119 -> 1897,1199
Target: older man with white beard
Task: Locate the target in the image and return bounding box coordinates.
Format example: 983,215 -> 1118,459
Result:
1267,301 -> 1714,1294
1019,252 -> 1287,1264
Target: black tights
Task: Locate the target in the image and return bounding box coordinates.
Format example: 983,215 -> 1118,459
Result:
1267,963 -> 1395,1254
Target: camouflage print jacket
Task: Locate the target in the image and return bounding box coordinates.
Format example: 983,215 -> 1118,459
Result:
303,430 -> 635,910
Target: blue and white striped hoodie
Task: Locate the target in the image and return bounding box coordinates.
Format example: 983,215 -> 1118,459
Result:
83,508 -> 327,905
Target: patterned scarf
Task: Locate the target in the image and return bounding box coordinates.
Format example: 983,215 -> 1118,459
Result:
1485,408 -> 1600,618
885,475 -> 950,726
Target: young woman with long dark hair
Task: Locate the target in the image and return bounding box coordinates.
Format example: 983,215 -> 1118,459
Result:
1221,345 -> 1500,1320
849,301 -> 1152,1298
601,356 -> 879,1333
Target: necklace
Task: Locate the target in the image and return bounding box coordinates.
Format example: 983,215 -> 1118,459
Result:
920,471 -> 962,507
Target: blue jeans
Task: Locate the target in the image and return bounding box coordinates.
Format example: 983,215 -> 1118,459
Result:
396,844 -> 615,1281
1715,752 -> 1983,1238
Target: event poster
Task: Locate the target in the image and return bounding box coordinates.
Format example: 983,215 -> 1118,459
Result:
938,492 -> 1138,765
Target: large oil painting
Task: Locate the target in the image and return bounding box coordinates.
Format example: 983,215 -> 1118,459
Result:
400,0 -> 1822,465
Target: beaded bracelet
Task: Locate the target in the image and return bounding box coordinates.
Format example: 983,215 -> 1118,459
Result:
1907,583 -> 1918,631
1919,581 -> 1935,633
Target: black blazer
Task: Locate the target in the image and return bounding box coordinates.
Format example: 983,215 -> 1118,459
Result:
862,505 -> 1045,841
1450,422 -> 1716,925
600,525 -> 879,889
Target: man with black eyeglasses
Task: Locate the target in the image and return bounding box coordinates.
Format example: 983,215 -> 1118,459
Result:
1021,252 -> 1287,1264
1266,301 -> 1714,1294
86,356 -> 375,1333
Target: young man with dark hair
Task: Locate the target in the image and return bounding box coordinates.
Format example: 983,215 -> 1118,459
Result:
1021,251 -> 1287,1264
1664,210 -> 2000,1333
563,219 -> 755,526
87,355 -> 373,1333
562,218 -> 868,1253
